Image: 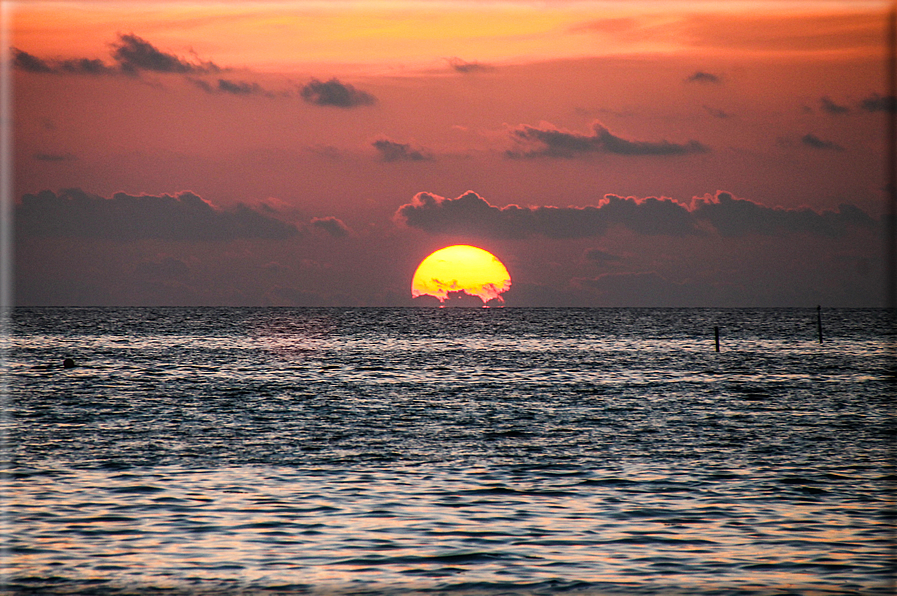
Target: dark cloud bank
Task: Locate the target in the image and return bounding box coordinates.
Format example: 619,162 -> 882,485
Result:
16,189 -> 299,241
396,190 -> 875,240
507,121 -> 708,158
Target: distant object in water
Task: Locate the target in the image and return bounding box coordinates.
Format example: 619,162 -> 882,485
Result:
63,358 -> 76,368
817,305 -> 824,344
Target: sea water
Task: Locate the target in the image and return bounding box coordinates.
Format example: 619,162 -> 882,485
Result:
2,307 -> 895,595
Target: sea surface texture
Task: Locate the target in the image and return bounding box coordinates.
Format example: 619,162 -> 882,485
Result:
3,307 -> 895,595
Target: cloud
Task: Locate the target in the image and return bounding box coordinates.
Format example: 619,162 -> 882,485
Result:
703,105 -> 732,119
13,48 -> 116,75
506,121 -> 708,158
311,216 -> 351,237
112,33 -> 219,74
396,190 -> 876,241
16,188 -> 299,241
448,58 -> 491,73
691,191 -> 874,237
190,77 -> 270,96
820,96 -> 850,115
13,34 -> 219,76
396,190 -> 699,239
859,93 -> 897,113
372,138 -> 431,162
12,48 -> 54,73
300,78 -> 376,108
685,71 -> 721,84
801,133 -> 844,151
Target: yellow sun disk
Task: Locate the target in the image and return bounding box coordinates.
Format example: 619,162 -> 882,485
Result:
412,245 -> 511,304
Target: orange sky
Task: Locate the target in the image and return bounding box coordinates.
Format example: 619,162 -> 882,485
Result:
7,0 -> 894,307
10,1 -> 890,70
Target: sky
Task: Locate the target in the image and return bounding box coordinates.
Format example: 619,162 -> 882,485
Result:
6,0 -> 896,307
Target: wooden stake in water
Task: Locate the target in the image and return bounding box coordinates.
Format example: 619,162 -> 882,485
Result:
817,305 -> 824,344
714,326 -> 720,352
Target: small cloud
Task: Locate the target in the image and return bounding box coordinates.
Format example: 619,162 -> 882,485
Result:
507,121 -> 708,158
448,58 -> 491,73
685,71 -> 721,84
311,216 -> 351,237
372,138 -> 431,162
191,77 -> 270,96
801,133 -> 844,151
859,93 -> 897,113
703,105 -> 732,119
217,78 -> 265,95
820,96 -> 850,115
300,78 -> 376,108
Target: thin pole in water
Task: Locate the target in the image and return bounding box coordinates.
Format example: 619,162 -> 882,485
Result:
714,326 -> 720,352
817,305 -> 824,344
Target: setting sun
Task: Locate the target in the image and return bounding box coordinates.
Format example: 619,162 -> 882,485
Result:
412,245 -> 511,305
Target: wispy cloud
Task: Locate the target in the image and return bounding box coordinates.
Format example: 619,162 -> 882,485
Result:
685,71 -> 721,84
820,96 -> 849,115
703,105 -> 732,119
448,58 -> 491,73
190,77 -> 272,96
506,121 -> 708,158
801,133 -> 844,151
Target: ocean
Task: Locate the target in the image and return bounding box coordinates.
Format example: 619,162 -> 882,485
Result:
3,307 -> 895,595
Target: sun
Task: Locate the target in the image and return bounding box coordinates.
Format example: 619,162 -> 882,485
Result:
411,245 -> 511,306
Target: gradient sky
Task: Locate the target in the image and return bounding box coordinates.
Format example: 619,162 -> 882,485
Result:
8,0 -> 895,306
